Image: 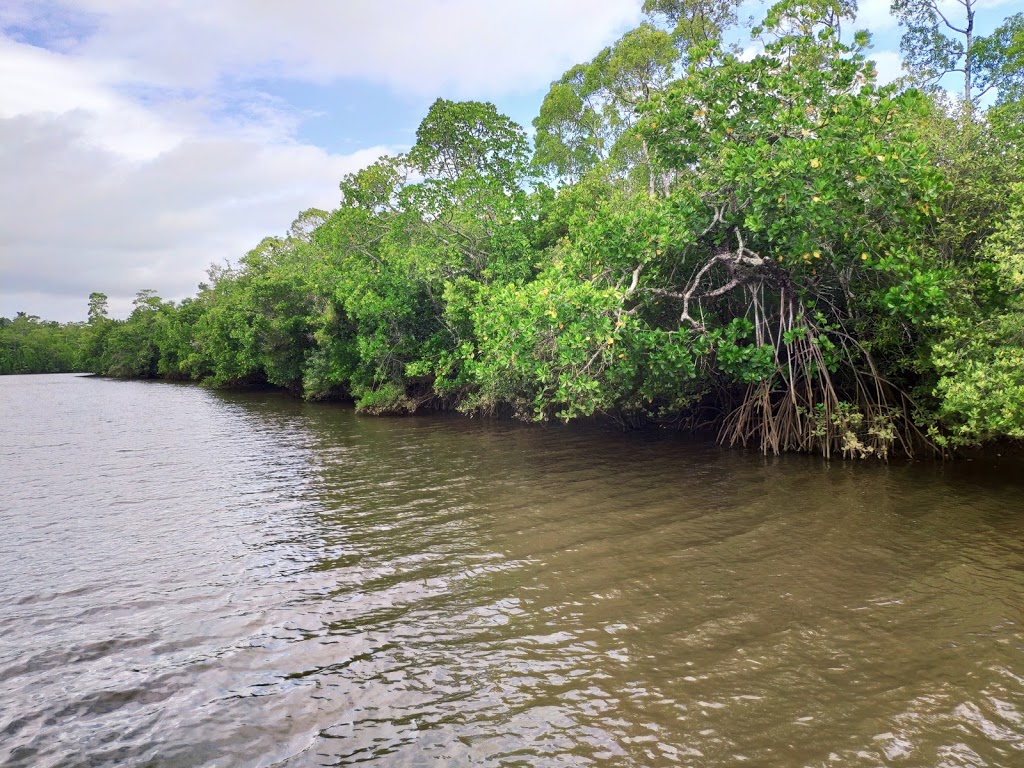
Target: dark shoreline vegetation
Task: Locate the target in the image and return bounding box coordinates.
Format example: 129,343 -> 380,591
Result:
4,1 -> 1023,459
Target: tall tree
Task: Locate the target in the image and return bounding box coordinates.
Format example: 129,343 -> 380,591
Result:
405,99 -> 533,280
643,0 -> 746,50
409,98 -> 530,197
892,0 -> 1024,107
892,0 -> 979,103
974,13 -> 1024,105
533,23 -> 678,189
87,292 -> 109,324
532,64 -> 609,182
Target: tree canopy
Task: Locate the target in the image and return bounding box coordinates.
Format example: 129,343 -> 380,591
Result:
10,0 -> 1024,457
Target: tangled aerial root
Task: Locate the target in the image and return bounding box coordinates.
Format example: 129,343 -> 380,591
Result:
715,288 -> 936,459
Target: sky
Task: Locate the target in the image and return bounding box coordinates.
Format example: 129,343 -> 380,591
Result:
0,0 -> 1016,321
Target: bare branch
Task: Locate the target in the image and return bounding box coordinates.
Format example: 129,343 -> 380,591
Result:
625,264 -> 643,296
934,4 -> 968,35
704,278 -> 742,298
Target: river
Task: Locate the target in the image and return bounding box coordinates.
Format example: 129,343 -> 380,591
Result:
1,373 -> 1022,767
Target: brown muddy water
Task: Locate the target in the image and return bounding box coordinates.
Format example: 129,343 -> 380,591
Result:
1,373 -> 1022,767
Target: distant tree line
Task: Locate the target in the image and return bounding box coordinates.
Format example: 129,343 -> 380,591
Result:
5,0 -> 1023,457
0,313 -> 86,374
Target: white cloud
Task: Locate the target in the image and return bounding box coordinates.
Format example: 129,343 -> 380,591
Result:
738,42 -> 765,62
34,0 -> 643,97
856,0 -> 901,35
869,50 -> 905,85
0,106 -> 390,318
0,34 -> 393,321
0,37 -> 180,160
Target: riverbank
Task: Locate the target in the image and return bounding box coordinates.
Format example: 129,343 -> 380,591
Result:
52,372 -> 1019,464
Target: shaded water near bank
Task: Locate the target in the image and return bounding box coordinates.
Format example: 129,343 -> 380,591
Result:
1,374 -> 1022,767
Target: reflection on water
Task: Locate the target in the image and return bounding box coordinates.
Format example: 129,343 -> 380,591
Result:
1,374 -> 1022,767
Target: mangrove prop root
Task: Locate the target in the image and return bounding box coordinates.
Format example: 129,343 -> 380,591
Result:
716,291 -> 938,459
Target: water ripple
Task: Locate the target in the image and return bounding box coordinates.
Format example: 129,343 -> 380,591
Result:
1,374 -> 1023,766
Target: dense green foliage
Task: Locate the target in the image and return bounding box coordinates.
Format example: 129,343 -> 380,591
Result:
8,0 -> 1024,456
0,314 -> 87,374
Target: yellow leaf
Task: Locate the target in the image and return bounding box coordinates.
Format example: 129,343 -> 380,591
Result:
606,338 -> 615,345
810,158 -> 820,168
876,155 -> 886,162
861,253 -> 869,260
813,251 -> 821,259
856,175 -> 866,182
